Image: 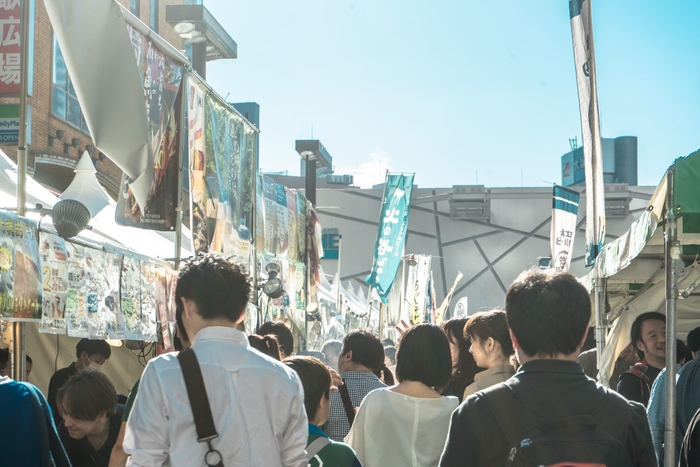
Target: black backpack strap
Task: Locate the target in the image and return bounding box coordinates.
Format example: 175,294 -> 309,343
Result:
338,379 -> 356,426
177,348 -> 224,467
480,384 -> 529,448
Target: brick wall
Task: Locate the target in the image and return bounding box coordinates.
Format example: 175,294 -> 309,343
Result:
1,0 -> 188,199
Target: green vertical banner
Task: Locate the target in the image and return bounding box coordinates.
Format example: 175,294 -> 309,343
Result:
365,173 -> 415,303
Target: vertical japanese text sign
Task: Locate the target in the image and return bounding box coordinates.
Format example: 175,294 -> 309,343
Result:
0,0 -> 20,95
550,185 -> 580,272
365,173 -> 415,303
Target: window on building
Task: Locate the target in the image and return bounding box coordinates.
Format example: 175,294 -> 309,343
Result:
52,36 -> 89,134
130,0 -> 140,17
149,0 -> 158,33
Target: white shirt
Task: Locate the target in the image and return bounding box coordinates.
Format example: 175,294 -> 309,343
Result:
345,387 -> 458,467
124,326 -> 308,467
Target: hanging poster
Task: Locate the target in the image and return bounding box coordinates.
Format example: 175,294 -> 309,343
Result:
155,267 -> 171,350
0,212 -> 42,321
65,244 -> 88,337
0,0 -> 21,95
202,94 -> 255,259
188,75 -> 207,253
286,189 -> 299,262
140,262 -> 158,342
275,182 -> 289,257
297,194 -> 308,261
255,174 -> 265,253
116,25 -> 184,230
38,233 -> 68,334
85,250 -> 122,339
121,256 -> 141,340
262,176 -> 279,256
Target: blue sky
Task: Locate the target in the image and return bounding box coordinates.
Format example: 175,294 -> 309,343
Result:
204,1 -> 700,188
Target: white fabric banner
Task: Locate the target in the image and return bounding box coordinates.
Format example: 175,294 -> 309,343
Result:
406,254 -> 431,324
570,0 -> 605,266
551,186 -> 580,272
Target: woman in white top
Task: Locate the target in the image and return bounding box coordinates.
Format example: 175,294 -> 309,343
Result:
345,324 -> 459,467
462,309 -> 516,400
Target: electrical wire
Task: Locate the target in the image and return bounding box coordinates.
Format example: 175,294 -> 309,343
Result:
54,334 -> 59,373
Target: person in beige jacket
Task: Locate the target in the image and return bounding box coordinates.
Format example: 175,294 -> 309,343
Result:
463,309 -> 516,400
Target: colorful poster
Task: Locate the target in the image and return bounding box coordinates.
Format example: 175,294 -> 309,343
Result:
0,212 -> 41,321
65,244 -> 88,337
205,95 -> 255,257
0,0 -> 20,95
364,173 -> 415,303
85,250 -> 122,339
188,75 -> 207,253
275,182 -> 289,257
38,233 -> 68,334
116,25 -> 183,230
286,190 -> 299,262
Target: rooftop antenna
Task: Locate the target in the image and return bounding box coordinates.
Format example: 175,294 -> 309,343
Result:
224,92 -> 230,101
569,136 -> 579,152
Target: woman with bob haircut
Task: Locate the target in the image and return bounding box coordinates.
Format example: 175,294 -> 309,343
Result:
441,318 -> 481,402
345,323 -> 458,467
284,356 -> 362,467
57,370 -> 124,467
463,309 -> 516,400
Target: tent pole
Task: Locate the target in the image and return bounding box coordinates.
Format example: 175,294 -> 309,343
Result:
174,69 -> 188,269
11,0 -> 31,382
594,276 -> 606,379
664,167 -> 679,467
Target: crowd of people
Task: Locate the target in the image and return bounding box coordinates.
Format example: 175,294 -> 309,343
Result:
4,252 -> 700,466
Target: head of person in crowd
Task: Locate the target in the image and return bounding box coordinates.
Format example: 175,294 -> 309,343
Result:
321,339 -> 343,372
25,354 -> 32,381
384,346 -> 397,367
677,338 -> 692,365
618,341 -> 640,366
284,356 -> 332,426
176,254 -> 251,341
395,323 -> 452,391
382,338 -> 395,347
688,327 -> 700,358
257,321 -> 294,358
58,370 -> 117,441
441,318 -> 480,399
75,338 -> 111,372
0,347 -> 8,377
339,329 -> 394,385
465,309 -> 515,370
248,334 -> 282,360
630,311 -> 666,368
505,269 -> 591,363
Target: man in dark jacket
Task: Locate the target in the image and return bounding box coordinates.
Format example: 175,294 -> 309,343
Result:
439,269 -> 656,467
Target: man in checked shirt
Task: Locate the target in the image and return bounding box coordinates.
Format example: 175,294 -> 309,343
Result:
323,330 -> 394,441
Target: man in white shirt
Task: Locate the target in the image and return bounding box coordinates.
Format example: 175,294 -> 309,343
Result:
124,255 -> 308,467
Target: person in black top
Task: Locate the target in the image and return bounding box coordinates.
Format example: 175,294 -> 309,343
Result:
440,318 -> 481,402
439,269 -> 656,467
617,312 -> 666,406
48,338 -> 112,425
57,370 -> 124,467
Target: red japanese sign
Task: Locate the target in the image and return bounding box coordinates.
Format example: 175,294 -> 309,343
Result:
0,0 -> 20,95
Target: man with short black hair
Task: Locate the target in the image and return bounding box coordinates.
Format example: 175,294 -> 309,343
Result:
439,269 -> 656,467
258,320 -> 295,358
323,330 -> 388,441
124,254 -> 308,467
48,338 -> 112,425
617,311 -> 666,406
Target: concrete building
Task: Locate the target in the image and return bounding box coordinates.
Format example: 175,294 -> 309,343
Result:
279,182 -> 655,315
561,136 -> 638,187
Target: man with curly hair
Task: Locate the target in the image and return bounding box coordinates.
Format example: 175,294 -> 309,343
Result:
124,254 -> 308,467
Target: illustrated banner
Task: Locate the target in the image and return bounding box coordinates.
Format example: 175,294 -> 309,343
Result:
38,233 -> 68,334
551,185 -> 580,272
365,173 -> 415,303
65,244 -> 88,337
0,211 -> 41,321
189,92 -> 255,262
116,25 -> 183,230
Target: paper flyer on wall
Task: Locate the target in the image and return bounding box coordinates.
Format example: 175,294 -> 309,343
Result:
140,262 -> 158,342
65,244 -> 89,337
38,232 -> 69,334
0,211 -> 42,322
